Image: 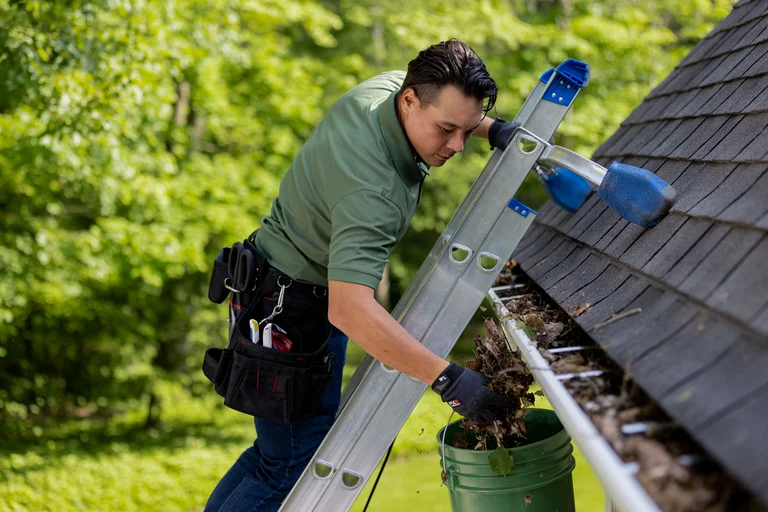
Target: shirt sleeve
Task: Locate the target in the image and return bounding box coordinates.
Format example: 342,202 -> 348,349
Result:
327,190 -> 403,289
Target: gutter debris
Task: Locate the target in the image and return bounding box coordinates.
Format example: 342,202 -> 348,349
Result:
466,260 -> 760,512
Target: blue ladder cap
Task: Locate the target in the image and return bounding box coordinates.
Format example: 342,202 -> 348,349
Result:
597,162 -> 677,227
556,59 -> 590,88
540,167 -> 592,213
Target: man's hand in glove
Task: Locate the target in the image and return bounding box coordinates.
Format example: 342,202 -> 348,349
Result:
431,362 -> 517,421
488,118 -> 522,151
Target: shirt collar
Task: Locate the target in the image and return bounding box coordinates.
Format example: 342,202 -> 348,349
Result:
378,90 -> 430,186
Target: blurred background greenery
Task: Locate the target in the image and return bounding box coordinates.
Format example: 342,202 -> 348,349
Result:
1,0 -> 732,510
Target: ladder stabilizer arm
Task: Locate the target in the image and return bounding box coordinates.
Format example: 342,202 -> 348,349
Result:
597,162 -> 677,228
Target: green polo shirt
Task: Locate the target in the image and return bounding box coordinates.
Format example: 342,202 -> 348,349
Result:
254,71 -> 428,289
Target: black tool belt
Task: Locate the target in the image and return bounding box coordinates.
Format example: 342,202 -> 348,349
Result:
202,232 -> 334,424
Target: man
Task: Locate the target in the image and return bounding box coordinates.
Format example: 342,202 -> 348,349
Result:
205,39 -> 521,512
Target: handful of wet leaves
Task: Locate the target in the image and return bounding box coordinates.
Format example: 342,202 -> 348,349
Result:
453,318 -> 536,452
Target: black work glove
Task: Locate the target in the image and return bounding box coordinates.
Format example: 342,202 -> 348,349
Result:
488,118 -> 522,151
432,362 -> 517,421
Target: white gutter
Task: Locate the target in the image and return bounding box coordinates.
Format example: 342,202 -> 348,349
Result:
488,287 -> 661,512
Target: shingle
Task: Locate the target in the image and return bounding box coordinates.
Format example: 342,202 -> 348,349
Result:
568,197 -> 608,240
689,164 -> 768,217
535,199 -> 563,225
643,218 -> 713,278
513,228 -> 563,269
743,44 -> 768,76
634,94 -> 678,124
604,223 -> 648,260
690,116 -> 745,159
595,218 -> 629,252
547,205 -> 574,229
575,275 -> 648,332
679,227 -> 764,300
711,28 -> 753,60
548,254 -> 611,303
720,168 -> 768,223
668,335 -> 768,428
705,112 -> 768,161
517,234 -> 563,270
713,78 -> 764,114
742,80 -> 768,113
757,209 -> 768,231
617,214 -> 686,270
580,206 -> 621,246
649,118 -> 704,157
737,16 -> 768,46
750,303 -> 768,335
561,263 -> 630,313
525,239 -> 574,279
595,124 -> 642,158
668,117 -> 729,158
592,290 -> 689,364
637,119 -> 685,155
667,162 -> 707,205
655,159 -> 692,184
696,79 -> 745,115
636,316 -> 741,401
700,47 -> 753,86
622,121 -> 668,155
671,162 -> 738,212
698,381 -> 768,504
754,21 -> 768,45
514,223 -> 550,256
649,89 -> 701,121
741,1 -> 768,25
716,3 -> 758,32
539,246 -> 591,290
665,223 -> 731,287
691,54 -> 731,89
736,129 -> 768,161
594,125 -> 632,158
558,194 -> 598,234
735,16 -> 768,48
675,85 -> 723,117
707,235 -> 768,322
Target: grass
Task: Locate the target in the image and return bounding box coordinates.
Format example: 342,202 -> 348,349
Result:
1,339 -> 605,511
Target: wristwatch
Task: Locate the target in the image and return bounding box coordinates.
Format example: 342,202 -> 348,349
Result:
431,362 -> 463,396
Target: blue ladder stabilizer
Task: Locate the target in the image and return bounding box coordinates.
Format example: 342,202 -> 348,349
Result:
539,167 -> 592,213
597,162 -> 676,227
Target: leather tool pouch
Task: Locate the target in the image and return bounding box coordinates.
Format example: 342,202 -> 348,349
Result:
202,236 -> 334,424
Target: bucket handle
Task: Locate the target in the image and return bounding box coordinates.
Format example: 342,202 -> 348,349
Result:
440,411 -> 455,486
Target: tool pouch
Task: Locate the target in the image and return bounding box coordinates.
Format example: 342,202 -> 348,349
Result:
202,306 -> 333,423
202,239 -> 334,424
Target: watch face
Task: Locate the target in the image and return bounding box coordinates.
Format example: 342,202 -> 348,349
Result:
433,374 -> 450,393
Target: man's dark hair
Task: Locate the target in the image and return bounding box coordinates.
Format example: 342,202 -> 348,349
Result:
401,39 -> 497,114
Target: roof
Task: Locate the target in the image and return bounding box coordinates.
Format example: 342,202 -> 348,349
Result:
513,0 -> 768,504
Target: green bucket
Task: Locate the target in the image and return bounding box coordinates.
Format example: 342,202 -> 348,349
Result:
437,408 -> 576,512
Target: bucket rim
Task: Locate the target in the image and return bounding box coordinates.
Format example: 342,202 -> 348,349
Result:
436,408 -> 569,454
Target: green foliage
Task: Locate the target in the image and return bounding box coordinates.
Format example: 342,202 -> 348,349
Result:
488,446 -> 516,476
0,0 -> 733,432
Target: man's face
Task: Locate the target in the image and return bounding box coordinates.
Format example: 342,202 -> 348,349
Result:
399,85 -> 484,167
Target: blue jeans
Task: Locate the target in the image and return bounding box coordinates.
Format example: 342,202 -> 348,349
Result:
204,326 -> 349,512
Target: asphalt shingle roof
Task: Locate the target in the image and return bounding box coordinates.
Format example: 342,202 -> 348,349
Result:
512,0 -> 768,504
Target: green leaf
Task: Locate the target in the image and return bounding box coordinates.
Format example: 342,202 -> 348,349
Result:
488,447 -> 515,476
514,320 -> 536,339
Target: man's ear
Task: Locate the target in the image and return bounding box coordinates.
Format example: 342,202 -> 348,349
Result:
401,87 -> 420,111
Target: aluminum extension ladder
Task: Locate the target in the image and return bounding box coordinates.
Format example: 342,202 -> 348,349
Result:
280,59 -> 597,511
